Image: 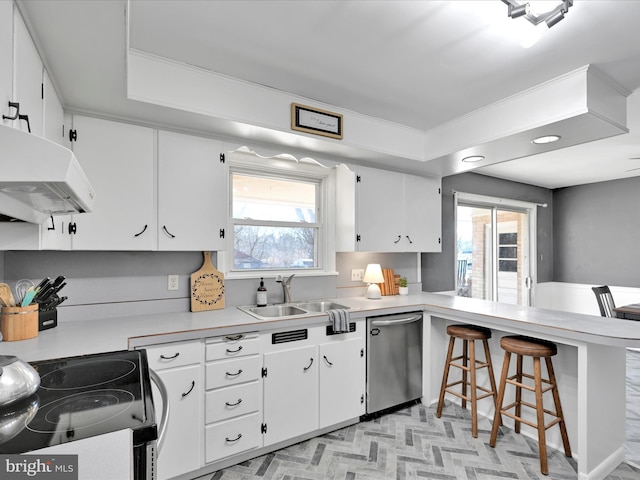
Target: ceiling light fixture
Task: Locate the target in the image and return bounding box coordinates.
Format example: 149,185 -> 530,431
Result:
532,135 -> 561,144
502,0 -> 573,28
462,155 -> 485,163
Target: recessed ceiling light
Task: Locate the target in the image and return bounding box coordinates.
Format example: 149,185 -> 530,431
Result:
462,155 -> 485,163
531,135 -> 561,144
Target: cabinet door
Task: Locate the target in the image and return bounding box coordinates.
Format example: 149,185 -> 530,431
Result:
13,9 -> 43,136
154,365 -> 202,480
158,131 -> 226,251
70,116 -> 155,250
356,166 -> 404,252
263,345 -> 318,446
43,70 -> 64,145
0,1 -> 12,122
403,175 -> 442,252
319,337 -> 365,428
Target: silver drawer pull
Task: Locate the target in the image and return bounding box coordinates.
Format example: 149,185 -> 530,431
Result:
226,369 -> 243,377
160,352 -> 179,360
225,398 -> 243,407
181,380 -> 195,398
226,346 -> 243,354
225,433 -> 242,443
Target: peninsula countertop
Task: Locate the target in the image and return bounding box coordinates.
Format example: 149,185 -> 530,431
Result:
2,292 -> 640,362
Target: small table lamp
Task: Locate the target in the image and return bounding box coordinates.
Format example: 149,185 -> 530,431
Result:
363,263 -> 384,299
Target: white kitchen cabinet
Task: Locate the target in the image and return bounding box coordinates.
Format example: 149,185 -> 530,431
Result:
43,69 -> 64,145
158,130 -> 227,251
13,8 -> 42,136
262,342 -> 318,446
204,333 -> 262,463
319,335 -> 366,429
337,165 -> 442,252
70,115 -> 155,250
0,1 -> 12,121
144,340 -> 203,480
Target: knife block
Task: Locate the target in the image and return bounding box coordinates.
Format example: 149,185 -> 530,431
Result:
38,308 -> 58,331
1,304 -> 39,341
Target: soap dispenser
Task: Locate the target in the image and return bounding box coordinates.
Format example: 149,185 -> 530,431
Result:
257,277 -> 267,307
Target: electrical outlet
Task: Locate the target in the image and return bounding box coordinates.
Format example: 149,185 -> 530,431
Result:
168,275 -> 179,291
351,268 -> 365,282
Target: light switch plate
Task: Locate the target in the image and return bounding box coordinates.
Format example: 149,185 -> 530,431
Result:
351,268 -> 365,282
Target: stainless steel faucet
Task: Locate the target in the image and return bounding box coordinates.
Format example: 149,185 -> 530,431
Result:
276,274 -> 295,303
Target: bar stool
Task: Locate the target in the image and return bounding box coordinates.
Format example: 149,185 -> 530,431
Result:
489,336 -> 572,475
436,324 -> 499,438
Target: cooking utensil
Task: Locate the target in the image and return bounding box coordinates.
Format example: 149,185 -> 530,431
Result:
0,283 -> 15,307
14,279 -> 35,306
0,355 -> 40,407
20,288 -> 36,307
0,395 -> 39,443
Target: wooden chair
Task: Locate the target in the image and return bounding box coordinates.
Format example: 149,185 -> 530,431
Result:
591,285 -> 616,317
489,336 -> 571,475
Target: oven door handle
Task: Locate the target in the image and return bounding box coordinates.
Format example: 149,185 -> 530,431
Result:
149,369 -> 169,454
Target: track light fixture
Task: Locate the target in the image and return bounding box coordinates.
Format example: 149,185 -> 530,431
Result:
502,0 -> 573,28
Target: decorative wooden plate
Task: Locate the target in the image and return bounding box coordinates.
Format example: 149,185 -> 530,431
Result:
190,251 -> 225,312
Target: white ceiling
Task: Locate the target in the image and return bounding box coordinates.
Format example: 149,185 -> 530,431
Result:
17,0 -> 640,189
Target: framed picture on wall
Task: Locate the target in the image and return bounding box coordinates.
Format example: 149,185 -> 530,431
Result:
291,103 -> 343,140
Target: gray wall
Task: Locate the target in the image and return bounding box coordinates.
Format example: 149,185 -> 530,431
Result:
421,172 -> 554,292
553,176 -> 640,287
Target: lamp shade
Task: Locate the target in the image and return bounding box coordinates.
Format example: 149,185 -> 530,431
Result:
363,264 -> 384,284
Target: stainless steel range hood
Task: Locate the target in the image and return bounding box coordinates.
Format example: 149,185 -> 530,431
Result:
0,125 -> 95,224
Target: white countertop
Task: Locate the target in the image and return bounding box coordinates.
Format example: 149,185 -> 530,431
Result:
2,293 -> 640,362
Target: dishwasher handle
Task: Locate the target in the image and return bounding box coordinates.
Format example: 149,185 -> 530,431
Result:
370,314 -> 422,327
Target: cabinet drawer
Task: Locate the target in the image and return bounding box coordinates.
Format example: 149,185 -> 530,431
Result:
206,356 -> 260,389
144,340 -> 201,371
205,412 -> 261,463
205,381 -> 260,424
205,333 -> 259,361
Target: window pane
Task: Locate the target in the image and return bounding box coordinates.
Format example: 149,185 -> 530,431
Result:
232,174 -> 316,223
233,225 -> 316,269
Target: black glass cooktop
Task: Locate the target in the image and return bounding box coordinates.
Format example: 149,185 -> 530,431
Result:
0,350 -> 157,454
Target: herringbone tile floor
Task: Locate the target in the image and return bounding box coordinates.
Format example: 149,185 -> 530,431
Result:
201,350 -> 640,480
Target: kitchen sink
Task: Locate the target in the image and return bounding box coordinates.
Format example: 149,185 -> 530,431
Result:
294,301 -> 349,312
238,300 -> 349,320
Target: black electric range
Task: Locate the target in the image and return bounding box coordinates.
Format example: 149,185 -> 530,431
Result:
0,349 -> 157,478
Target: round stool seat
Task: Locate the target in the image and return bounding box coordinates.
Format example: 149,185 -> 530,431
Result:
446,324 -> 492,341
500,336 -> 557,357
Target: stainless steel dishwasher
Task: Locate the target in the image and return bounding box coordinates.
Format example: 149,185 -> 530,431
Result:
366,312 -> 423,414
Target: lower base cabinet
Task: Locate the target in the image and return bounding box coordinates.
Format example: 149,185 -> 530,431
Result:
205,412 -> 262,463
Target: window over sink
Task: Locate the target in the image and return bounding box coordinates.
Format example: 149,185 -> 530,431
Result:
223,148 -> 337,277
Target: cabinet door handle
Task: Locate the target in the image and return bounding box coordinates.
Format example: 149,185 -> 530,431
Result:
162,226 -> 176,238
394,235 -> 402,244
134,224 -> 148,237
323,355 -> 333,366
303,358 -> 314,371
406,235 -> 413,244
225,398 -> 243,407
225,433 -> 242,443
226,346 -> 243,354
2,101 -> 20,121
225,334 -> 244,341
181,380 -> 195,398
160,352 -> 179,360
226,369 -> 243,377
18,113 -> 31,133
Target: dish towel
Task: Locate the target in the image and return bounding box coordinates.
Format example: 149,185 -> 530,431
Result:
328,309 -> 350,334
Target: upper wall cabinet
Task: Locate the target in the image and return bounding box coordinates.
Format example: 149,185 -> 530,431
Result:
0,2 -> 12,118
70,115 -> 156,250
158,130 -> 227,251
336,165 -> 441,253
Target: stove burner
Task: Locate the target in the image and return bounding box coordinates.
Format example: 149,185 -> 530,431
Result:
39,359 -> 137,390
26,389 -> 136,434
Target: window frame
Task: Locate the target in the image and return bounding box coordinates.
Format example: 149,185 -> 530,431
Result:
221,150 -> 337,279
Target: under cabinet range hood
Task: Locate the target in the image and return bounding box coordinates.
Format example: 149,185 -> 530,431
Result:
0,125 -> 95,224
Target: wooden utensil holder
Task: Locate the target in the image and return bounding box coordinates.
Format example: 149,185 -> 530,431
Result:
1,304 -> 39,341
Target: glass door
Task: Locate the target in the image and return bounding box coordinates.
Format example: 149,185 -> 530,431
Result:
456,202 -> 533,306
